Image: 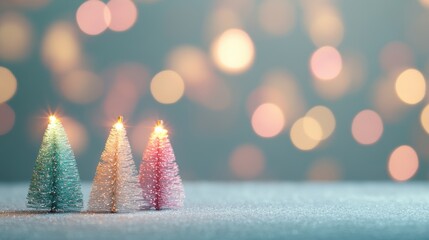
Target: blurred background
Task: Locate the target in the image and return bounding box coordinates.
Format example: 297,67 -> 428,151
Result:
0,0 -> 429,182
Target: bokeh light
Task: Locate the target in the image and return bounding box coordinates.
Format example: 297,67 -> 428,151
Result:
150,70 -> 185,104
302,117 -> 323,141
229,144 -> 265,179
0,66 -> 17,103
42,21 -> 81,74
211,28 -> 255,74
59,70 -> 104,104
305,106 -> 336,140
314,53 -> 366,100
290,117 -> 321,151
395,68 -> 426,105
247,70 -> 306,128
0,103 -> 15,135
251,103 -> 285,138
388,145 -> 419,182
76,0 -> 111,35
0,12 -> 32,61
62,117 -> 88,155
130,119 -> 155,155
352,110 -> 383,145
421,104 -> 429,134
373,76 -> 407,123
167,46 -> 212,85
310,46 -> 342,81
303,3 -> 344,47
307,158 -> 341,181
103,63 -> 148,119
107,0 -> 138,32
257,0 -> 295,36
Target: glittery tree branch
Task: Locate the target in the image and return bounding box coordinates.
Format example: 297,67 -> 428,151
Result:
139,120 -> 184,210
88,117 -> 143,212
27,116 -> 83,212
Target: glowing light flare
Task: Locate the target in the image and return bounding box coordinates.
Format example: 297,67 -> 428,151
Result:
0,12 -> 32,61
421,104 -> 429,134
114,116 -> 124,130
0,103 -> 15,135
290,117 -> 321,151
229,144 -> 265,179
305,106 -> 336,140
76,0 -> 111,35
388,145 -> 419,182
150,70 -> 185,104
49,115 -> 58,124
107,0 -> 138,32
211,28 -> 255,74
154,120 -> 167,135
0,66 -> 17,103
352,110 -> 383,145
395,68 -> 426,105
251,103 -> 285,138
310,46 -> 342,81
258,0 -> 295,36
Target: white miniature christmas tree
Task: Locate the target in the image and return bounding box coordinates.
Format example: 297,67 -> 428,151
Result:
88,116 -> 143,212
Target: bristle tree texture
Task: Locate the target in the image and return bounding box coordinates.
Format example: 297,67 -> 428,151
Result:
139,120 -> 184,210
27,117 -> 83,212
88,117 -> 143,213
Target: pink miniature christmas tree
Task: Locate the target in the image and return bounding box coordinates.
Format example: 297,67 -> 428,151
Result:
139,120 -> 184,210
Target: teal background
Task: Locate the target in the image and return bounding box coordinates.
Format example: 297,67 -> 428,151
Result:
1,0 -> 429,181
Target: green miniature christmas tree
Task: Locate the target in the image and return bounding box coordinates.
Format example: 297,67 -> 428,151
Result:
27,115 -> 83,212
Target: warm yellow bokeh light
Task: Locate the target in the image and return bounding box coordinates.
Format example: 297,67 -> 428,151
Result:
290,117 -> 321,151
0,12 -> 32,61
211,28 -> 255,74
0,66 -> 17,103
150,70 -> 185,104
42,22 -> 81,74
305,106 -> 336,140
302,117 -> 323,141
395,68 -> 426,105
421,104 -> 429,134
167,46 -> 211,84
303,2 -> 344,47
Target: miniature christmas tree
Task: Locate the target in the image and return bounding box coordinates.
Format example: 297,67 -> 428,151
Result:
139,120 -> 184,210
88,116 -> 143,212
27,115 -> 83,212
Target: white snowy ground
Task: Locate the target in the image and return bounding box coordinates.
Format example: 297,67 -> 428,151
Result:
0,182 -> 429,240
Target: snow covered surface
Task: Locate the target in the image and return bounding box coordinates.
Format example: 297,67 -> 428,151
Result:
1,182 -> 428,240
